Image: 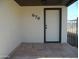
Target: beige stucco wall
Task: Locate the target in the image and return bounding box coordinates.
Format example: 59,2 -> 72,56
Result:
0,0 -> 22,58
21,6 -> 67,43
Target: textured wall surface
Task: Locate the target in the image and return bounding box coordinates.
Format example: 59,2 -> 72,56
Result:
0,0 -> 22,58
21,6 -> 67,43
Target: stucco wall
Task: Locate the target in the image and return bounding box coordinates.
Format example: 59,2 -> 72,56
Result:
0,0 -> 22,58
21,6 -> 67,43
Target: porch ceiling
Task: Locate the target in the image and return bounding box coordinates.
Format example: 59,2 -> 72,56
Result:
14,0 -> 77,6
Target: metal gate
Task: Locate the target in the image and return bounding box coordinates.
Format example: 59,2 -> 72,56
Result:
67,18 -> 78,47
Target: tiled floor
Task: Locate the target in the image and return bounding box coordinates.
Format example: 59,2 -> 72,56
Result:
8,43 -> 78,59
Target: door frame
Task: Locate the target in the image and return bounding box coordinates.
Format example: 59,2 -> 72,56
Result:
44,8 -> 62,43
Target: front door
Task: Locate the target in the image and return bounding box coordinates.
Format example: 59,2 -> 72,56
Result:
44,8 -> 61,43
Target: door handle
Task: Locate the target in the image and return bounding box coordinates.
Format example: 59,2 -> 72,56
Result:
45,25 -> 47,29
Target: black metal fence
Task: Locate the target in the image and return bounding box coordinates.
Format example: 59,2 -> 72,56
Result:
67,18 -> 78,47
